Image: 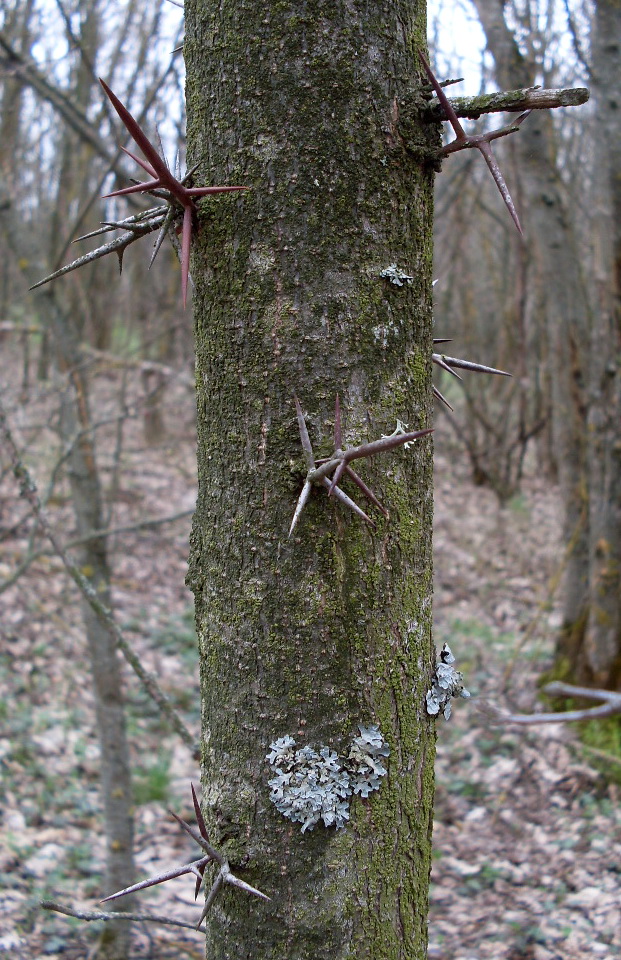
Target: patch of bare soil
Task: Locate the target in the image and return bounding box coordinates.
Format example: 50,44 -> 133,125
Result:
1,354 -> 619,959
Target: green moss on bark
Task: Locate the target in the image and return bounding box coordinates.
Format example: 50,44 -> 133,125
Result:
185,1 -> 436,957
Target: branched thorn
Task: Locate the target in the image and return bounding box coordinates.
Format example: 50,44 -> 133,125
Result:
432,338 -> 511,410
420,53 -> 530,235
32,82 -> 249,306
290,395 -> 432,536
100,783 -> 269,928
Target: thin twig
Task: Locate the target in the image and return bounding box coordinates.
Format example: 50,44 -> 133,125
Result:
0,400 -> 198,758
0,509 -> 194,597
480,682 -> 621,726
426,85 -> 589,121
41,900 -> 207,933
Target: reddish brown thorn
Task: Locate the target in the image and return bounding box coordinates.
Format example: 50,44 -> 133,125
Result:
100,78 -> 178,197
419,53 -> 526,235
121,145 -> 158,178
344,427 -> 433,463
419,52 -> 466,139
432,354 -> 463,380
189,783 -> 211,900
102,178 -> 163,199
328,459 -> 347,497
344,465 -> 389,518
191,783 -> 209,841
99,77 -> 249,307
433,385 -> 453,410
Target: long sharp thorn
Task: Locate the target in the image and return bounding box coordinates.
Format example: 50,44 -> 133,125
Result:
477,140 -> 523,235
180,206 -> 193,308
224,871 -> 271,902
194,865 -> 206,900
294,396 -> 315,470
181,159 -> 203,185
419,52 -> 466,139
323,478 -> 375,528
121,145 -> 158,178
100,78 -> 172,184
289,480 -> 312,536
155,124 -> 170,170
102,178 -> 163,199
30,230 -> 158,290
100,856 -> 211,903
191,783 -> 210,842
432,354 -> 463,380
190,862 -> 207,900
440,355 -> 511,377
328,459 -> 347,496
149,205 -> 176,269
73,209 -> 164,242
334,394 -> 342,449
169,810 -> 220,860
344,466 -> 389,518
196,871 -> 223,928
186,185 -> 249,197
433,385 -> 453,410
433,338 -> 452,344
344,428 -> 433,462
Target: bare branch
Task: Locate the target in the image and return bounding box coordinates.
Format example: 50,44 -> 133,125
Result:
426,85 -> 590,122
0,400 -> 198,758
29,213 -> 166,290
41,900 -> 207,933
480,682 -> 621,725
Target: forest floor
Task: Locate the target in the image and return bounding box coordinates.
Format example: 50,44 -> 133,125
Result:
1,354 -> 620,959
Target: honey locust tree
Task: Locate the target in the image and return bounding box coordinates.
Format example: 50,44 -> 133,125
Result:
184,1 -> 437,957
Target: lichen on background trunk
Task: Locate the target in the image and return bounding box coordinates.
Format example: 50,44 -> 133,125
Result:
185,2 -> 436,957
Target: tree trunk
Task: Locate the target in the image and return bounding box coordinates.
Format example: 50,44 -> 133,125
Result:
185,2 -> 436,957
582,0 -> 621,688
42,3 -> 136,954
471,0 -> 592,679
43,288 -> 135,960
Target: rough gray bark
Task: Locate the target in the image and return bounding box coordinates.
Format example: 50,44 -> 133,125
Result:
185,1 -> 437,957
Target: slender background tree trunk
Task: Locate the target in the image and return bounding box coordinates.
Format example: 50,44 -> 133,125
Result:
583,0 -> 621,688
185,1 -> 436,957
472,0 -> 592,679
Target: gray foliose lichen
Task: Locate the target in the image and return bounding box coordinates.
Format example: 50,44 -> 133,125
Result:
266,725 -> 389,833
426,642 -> 471,720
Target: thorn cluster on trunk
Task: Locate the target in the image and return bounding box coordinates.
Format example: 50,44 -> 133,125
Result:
290,395 -> 433,536
31,82 -> 249,305
100,784 -> 269,928
99,79 -> 248,307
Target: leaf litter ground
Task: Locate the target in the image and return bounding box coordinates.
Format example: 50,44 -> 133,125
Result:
0,350 -> 619,958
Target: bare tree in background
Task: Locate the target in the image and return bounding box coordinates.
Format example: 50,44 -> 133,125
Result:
0,2 -> 187,956
462,0 -> 620,691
